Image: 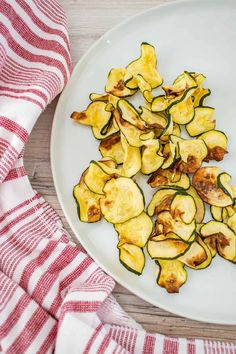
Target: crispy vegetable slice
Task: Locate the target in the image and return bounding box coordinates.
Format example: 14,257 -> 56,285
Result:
99,132 -> 124,164
136,74 -> 153,103
179,236 -> 212,269
73,171 -> 102,223
170,192 -> 196,224
169,96 -> 194,124
100,177 -> 144,223
139,106 -> 166,129
187,186 -> 205,223
186,107 -> 215,137
157,211 -> 196,242
147,188 -> 178,216
210,206 -> 223,221
151,95 -> 169,112
192,167 -> 233,207
217,172 -> 233,199
156,260 -> 187,293
198,129 -> 228,162
118,243 -> 145,275
177,139 -> 208,173
200,221 -> 236,262
161,142 -> 176,169
120,134 -> 141,177
147,235 -> 190,259
193,88 -> 211,107
71,101 -> 112,127
203,236 -> 217,258
89,93 -> 109,102
105,68 -> 136,97
148,168 -> 190,190
141,139 -> 165,174
115,212 -> 153,247
125,42 -> 162,89
227,212 -> 236,234
117,99 -> 147,130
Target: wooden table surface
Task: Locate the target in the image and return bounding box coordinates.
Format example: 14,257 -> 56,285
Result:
24,0 -> 236,342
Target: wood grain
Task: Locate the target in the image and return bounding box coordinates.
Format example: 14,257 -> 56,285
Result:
24,0 -> 236,341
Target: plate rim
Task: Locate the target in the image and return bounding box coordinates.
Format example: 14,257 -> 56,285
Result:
50,0 -> 236,325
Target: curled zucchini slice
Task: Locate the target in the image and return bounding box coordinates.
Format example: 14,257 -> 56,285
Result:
100,177 -> 144,223
169,96 -> 194,124
89,93 -> 109,102
136,74 -> 153,103
179,236 -> 212,269
147,188 -> 178,216
151,95 -> 169,112
156,260 -> 187,293
200,221 -> 236,262
139,106 -> 166,129
227,212 -> 236,234
187,186 -> 205,223
99,132 -> 124,164
147,234 -> 190,260
117,99 -> 147,130
118,243 -> 145,275
186,107 -> 215,137
193,88 -> 211,107
203,236 -> 217,258
73,171 -> 102,223
161,142 -> 176,169
157,211 -> 196,242
210,205 -> 223,221
105,68 -> 136,97
141,139 -> 165,174
177,139 -> 208,173
120,134 -> 141,177
192,167 -> 233,207
115,211 -> 153,248
217,172 -> 233,199
198,129 -> 228,162
148,168 -> 190,190
125,42 -> 163,89
170,192 -> 196,224
71,101 -> 112,128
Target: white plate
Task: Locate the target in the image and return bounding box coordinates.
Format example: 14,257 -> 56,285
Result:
51,0 -> 236,324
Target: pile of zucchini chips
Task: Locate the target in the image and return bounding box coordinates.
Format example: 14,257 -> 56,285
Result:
71,42 -> 236,293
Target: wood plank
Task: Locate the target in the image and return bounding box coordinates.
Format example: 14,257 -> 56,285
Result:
24,0 -> 236,342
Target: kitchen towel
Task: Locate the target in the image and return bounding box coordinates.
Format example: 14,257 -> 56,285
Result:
0,0 -> 235,353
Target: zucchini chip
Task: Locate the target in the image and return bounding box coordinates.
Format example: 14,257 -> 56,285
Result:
187,186 -> 205,223
200,221 -> 236,262
169,96 -> 194,124
99,132 -> 124,164
156,260 -> 187,293
186,107 -> 215,137
179,236 -> 212,269
105,68 -> 136,97
157,211 -> 196,242
147,234 -> 190,260
148,168 -> 190,190
203,236 -> 217,258
192,167 -> 233,207
71,101 -> 112,127
170,192 -> 196,224
161,142 -> 176,169
198,130 -> 228,162
210,205 -> 223,222
136,74 -> 153,103
120,134 -> 141,177
147,188 -> 178,216
139,106 -> 166,130
89,93 -> 109,102
151,95 -> 169,112
177,139 -> 208,173
160,114 -> 174,142
227,212 -> 236,234
118,243 -> 145,275
115,211 -> 153,248
193,88 -> 211,107
125,42 -> 163,89
117,99 -> 147,130
73,171 -> 102,223
141,139 -> 165,174
100,177 -> 144,223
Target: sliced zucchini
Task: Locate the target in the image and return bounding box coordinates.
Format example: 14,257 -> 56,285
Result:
193,88 -> 211,107
198,129 -> 228,162
203,236 -> 217,258
120,133 -> 141,177
108,94 -> 120,108
157,211 -> 196,242
147,235 -> 190,260
105,68 -> 136,97
147,188 -> 178,216
156,260 -> 187,293
227,212 -> 236,234
125,42 -> 162,89
210,205 -> 223,221
170,192 -> 196,224
136,74 -> 153,103
148,168 -> 190,190
151,95 -> 169,112
179,236 -> 212,269
73,171 -> 102,223
161,140 -> 177,169
177,139 -> 208,173
139,106 -> 166,129
118,243 -> 145,275
117,99 -> 147,130
160,114 -> 173,142
217,172 -> 233,199
172,123 -> 181,137
192,167 -> 233,207
169,96 -> 194,124
141,139 -> 165,174
71,101 -> 112,128
92,118 -> 119,140
186,107 -> 215,137
115,211 -> 153,248
100,177 -> 144,223
187,186 -> 205,223
200,221 -> 236,262
89,93 -> 109,102
99,132 -> 124,164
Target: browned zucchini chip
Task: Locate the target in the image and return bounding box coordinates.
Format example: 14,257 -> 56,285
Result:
71,101 -> 111,128
118,243 -> 145,275
198,130 -> 228,162
187,186 -> 205,223
147,188 -> 178,216
117,99 -> 147,130
147,234 -> 190,259
177,139 -> 208,173
148,168 -> 190,190
105,68 -> 136,97
170,192 -> 196,224
99,132 -> 124,164
156,259 -> 187,293
139,106 -> 166,130
179,236 -> 212,269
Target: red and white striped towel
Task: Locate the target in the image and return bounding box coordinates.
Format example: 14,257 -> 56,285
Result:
0,1 -> 235,353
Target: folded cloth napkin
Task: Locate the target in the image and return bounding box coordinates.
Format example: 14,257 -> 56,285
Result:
0,1 -> 236,353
